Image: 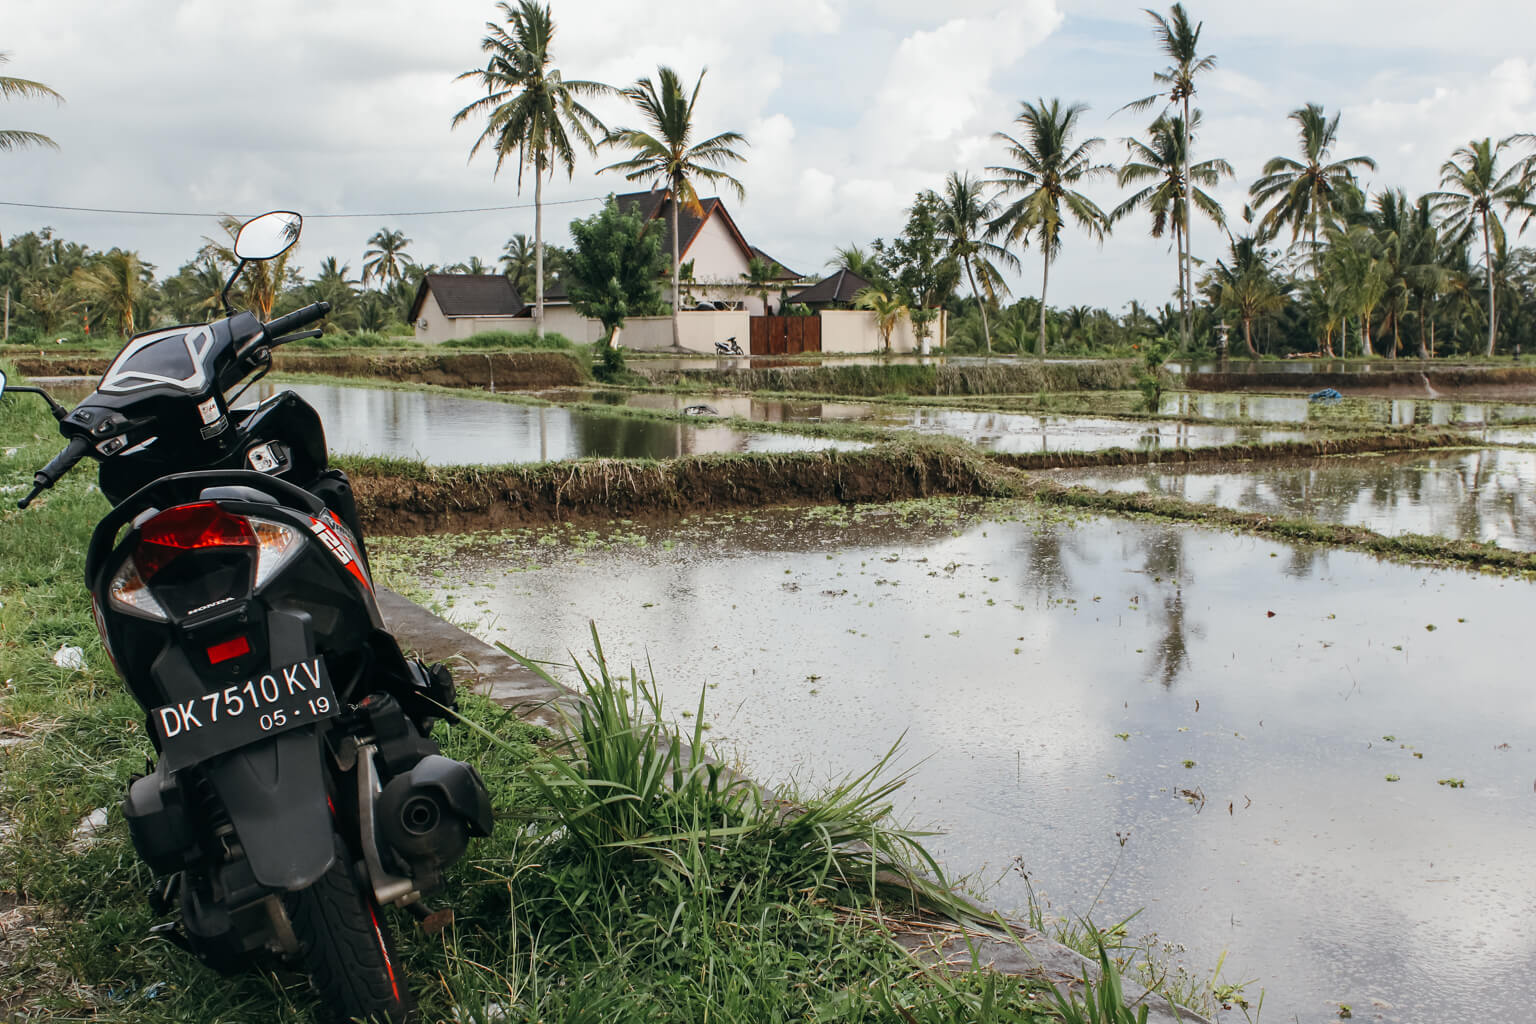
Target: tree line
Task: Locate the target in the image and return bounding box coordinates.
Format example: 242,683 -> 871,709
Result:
5,4 -> 1536,359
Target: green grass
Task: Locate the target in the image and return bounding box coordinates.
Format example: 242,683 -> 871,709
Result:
286,330 -> 422,351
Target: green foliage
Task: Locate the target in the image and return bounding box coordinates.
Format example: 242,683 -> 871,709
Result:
564,196 -> 669,330
872,191 -> 960,345
0,49 -> 63,153
1047,933 -> 1152,1024
592,339 -> 637,383
440,328 -> 574,350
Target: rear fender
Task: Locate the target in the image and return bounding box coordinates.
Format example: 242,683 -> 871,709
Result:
206,727 -> 335,890
195,603 -> 335,890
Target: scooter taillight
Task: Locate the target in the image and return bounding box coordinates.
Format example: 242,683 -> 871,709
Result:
107,503 -> 305,621
136,502 -> 256,580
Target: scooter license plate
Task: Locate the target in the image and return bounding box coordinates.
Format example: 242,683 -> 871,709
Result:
151,657 -> 340,770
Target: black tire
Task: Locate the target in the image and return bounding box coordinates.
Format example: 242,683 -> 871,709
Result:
284,837 -> 416,1024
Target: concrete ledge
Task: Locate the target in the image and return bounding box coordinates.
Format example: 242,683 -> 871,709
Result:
375,587 -> 580,733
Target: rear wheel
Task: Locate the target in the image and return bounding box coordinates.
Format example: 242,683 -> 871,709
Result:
284,837 -> 415,1023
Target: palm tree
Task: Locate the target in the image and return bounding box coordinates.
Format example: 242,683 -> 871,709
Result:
988,98 -> 1112,357
1429,138 -> 1533,355
825,244 -> 881,279
500,232 -> 536,296
362,228 -> 412,289
1323,223 -> 1387,357
1204,239 -> 1290,359
853,287 -> 908,352
740,256 -> 779,314
446,256 -> 492,275
453,1 -> 610,338
1249,104 -> 1376,268
73,250 -> 149,336
1112,111 -> 1232,321
602,66 -> 749,348
1121,3 -> 1217,348
0,51 -> 63,152
936,171 -> 1018,354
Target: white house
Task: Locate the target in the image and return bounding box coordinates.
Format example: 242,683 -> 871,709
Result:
409,274 -> 525,343
536,189 -> 803,350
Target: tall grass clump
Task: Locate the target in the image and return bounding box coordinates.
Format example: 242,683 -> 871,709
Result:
441,329 -> 574,350
493,626 -> 965,912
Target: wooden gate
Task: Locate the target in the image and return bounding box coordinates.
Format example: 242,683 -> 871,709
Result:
749,315 -> 822,355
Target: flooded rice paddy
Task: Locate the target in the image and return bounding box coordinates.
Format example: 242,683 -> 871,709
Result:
561,389 -> 1313,452
245,382 -> 862,463
398,503 -> 1536,1024
1049,447 -> 1536,552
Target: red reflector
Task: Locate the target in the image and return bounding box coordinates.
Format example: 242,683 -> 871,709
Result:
136,502 -> 256,579
206,635 -> 251,665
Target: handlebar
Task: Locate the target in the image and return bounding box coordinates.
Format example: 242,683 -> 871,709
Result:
18,435 -> 92,509
265,301 -> 330,340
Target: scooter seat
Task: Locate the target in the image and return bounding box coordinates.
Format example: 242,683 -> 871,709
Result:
198,484 -> 279,504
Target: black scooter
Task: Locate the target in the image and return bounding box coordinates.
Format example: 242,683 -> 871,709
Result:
3,212 -> 491,1023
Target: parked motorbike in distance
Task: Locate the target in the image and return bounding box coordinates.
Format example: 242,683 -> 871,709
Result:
714,335 -> 744,355
4,211 -> 493,1023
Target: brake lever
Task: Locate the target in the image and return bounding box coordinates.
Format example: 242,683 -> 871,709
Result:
269,329 -> 323,346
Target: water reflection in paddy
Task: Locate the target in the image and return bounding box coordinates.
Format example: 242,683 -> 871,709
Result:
1049,447 -> 1536,551
407,506 -> 1535,1024
1159,391 -> 1536,428
573,391 -> 1311,452
239,382 -> 862,463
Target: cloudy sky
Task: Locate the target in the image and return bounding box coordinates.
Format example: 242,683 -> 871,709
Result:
6,0 -> 1536,313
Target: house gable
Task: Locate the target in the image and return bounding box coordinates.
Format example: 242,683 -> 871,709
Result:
612,190 -> 759,282
408,274 -> 523,322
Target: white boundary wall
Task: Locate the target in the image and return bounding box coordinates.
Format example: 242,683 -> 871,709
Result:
617,310 -> 751,353
819,309 -> 946,354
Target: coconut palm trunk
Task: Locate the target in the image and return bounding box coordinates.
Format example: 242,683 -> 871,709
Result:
670,189 -> 682,349
1242,315 -> 1258,357
534,157 -> 545,338
1482,207 -> 1496,356
1174,222 -> 1186,326
1181,93 -> 1193,349
964,258 -> 993,354
1038,255 -> 1050,357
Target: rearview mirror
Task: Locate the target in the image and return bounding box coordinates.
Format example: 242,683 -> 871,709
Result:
234,211 -> 302,261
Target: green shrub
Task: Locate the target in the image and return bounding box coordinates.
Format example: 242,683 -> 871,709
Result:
441,328 -> 574,350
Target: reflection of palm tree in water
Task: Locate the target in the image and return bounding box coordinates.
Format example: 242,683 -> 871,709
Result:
1139,529 -> 1201,688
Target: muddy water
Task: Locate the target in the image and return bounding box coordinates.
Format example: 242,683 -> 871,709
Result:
1048,448 -> 1536,551
405,505 -> 1535,1024
239,382 -> 861,463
